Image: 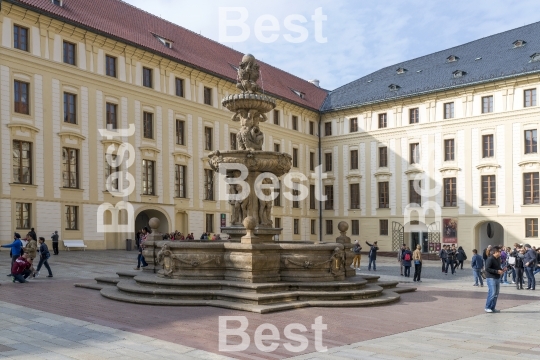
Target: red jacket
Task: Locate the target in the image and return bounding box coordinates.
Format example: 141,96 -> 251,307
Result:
11,257 -> 31,275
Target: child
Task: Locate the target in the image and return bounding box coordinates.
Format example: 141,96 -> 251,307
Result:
351,240 -> 362,270
471,249 -> 484,287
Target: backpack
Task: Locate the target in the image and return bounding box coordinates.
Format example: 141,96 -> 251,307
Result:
404,253 -> 411,261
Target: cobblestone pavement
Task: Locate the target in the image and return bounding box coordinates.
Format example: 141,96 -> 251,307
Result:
0,250 -> 538,359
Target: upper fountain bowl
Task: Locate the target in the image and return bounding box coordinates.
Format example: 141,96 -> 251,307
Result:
222,93 -> 276,114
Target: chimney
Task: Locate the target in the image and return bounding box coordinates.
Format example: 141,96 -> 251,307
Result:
309,79 -> 320,87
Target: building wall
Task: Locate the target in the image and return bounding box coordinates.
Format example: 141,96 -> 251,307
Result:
0,5 -> 320,249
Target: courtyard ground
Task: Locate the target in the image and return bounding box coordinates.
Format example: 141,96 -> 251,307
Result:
0,250 -> 538,359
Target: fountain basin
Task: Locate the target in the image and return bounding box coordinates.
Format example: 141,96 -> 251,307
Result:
222,93 -> 276,113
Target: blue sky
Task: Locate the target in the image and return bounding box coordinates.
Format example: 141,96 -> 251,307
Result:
123,0 -> 540,90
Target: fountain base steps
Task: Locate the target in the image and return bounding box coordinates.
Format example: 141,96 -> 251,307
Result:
75,272 -> 416,314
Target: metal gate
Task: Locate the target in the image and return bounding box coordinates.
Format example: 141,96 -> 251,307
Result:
427,221 -> 441,253
392,221 -> 404,251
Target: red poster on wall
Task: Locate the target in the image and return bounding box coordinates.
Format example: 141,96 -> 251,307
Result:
443,218 -> 458,243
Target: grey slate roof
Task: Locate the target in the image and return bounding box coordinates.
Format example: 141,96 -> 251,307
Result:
320,21 -> 540,112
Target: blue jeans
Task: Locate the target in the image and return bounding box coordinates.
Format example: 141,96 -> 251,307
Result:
13,269 -> 31,283
368,258 -> 376,270
533,267 -> 540,276
500,263 -> 508,282
485,278 -> 500,310
524,267 -> 536,289
137,253 -> 148,268
36,257 -> 53,276
473,269 -> 483,286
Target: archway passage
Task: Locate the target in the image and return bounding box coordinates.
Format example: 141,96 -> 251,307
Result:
135,209 -> 169,235
477,221 -> 504,252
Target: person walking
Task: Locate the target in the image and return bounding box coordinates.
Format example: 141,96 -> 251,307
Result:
402,247 -> 412,278
398,244 -> 406,276
134,227 -> 149,270
35,237 -> 53,278
439,245 -> 448,273
445,245 -> 457,275
484,246 -> 505,313
2,233 -> 24,276
351,240 -> 362,270
471,249 -> 484,287
514,247 -> 525,290
51,231 -> 60,255
366,241 -> 378,271
456,246 -> 467,270
523,244 -> 536,290
412,244 -> 422,282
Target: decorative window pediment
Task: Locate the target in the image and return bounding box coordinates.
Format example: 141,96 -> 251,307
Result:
374,170 -> 392,181
439,166 -> 460,177
8,123 -> 40,134
140,146 -> 161,158
518,159 -> 540,171
58,131 -> 86,146
346,172 -> 363,182
476,162 -> 500,174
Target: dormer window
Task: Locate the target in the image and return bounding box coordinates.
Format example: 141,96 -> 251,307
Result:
229,63 -> 239,72
513,40 -> 526,48
530,53 -> 540,63
446,55 -> 459,63
153,34 -> 173,49
453,70 -> 466,78
388,84 -> 401,91
396,67 -> 407,74
291,89 -> 305,99
52,0 -> 62,5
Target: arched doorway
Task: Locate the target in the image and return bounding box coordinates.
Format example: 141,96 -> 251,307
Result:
476,221 -> 504,252
135,209 -> 169,234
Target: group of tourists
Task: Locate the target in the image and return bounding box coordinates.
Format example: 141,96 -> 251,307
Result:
437,244 -> 468,275
1,228 -> 54,283
397,244 -> 424,282
158,231 -> 223,241
350,240 -> 378,271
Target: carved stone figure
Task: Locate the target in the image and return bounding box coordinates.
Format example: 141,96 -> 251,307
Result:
157,243 -> 175,277
258,178 -> 273,227
236,54 -> 261,94
331,247 -> 346,275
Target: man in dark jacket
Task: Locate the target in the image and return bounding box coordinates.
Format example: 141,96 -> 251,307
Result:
485,246 -> 505,313
366,241 -> 378,271
35,237 -> 53,278
439,246 -> 448,272
51,231 -> 60,255
523,244 -> 536,290
445,246 -> 457,275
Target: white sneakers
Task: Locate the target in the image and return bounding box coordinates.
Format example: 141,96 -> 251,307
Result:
484,309 -> 493,313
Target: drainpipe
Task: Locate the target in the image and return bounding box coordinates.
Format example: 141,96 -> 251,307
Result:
318,113 -> 322,242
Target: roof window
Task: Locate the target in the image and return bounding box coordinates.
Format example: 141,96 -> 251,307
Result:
291,89 -> 305,99
475,57 -> 482,61
513,40 -> 526,48
52,0 -> 62,6
416,70 -> 422,73
530,53 -> 540,62
452,70 -> 466,78
153,34 -> 173,49
388,84 -> 401,91
396,67 -> 407,74
446,55 -> 459,63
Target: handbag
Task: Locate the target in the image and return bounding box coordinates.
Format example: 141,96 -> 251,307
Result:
414,260 -> 421,265
508,256 -> 516,265
481,269 -> 487,279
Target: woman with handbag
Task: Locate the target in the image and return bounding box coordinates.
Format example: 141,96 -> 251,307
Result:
134,227 -> 150,270
413,244 -> 422,282
35,237 -> 53,278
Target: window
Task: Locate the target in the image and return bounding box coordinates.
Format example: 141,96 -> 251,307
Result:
524,89 -> 537,107
444,139 -> 455,161
481,175 -> 496,206
325,122 -> 332,136
143,112 -> 153,139
65,206 -> 78,230
292,183 -> 300,209
176,120 -> 185,145
175,165 -> 187,198
444,102 -> 454,119
274,143 -> 280,152
204,169 -> 214,200
230,133 -> 237,150
309,184 -> 316,209
292,115 -> 298,131
14,80 -> 29,115
482,135 -> 494,158
350,150 -> 358,170
204,127 -> 213,151
378,182 -> 389,208
275,217 -> 281,229
15,203 -> 31,229
482,96 -> 493,113
523,172 -> 539,205
63,41 -> 76,65
444,178 -> 457,207
62,148 -> 78,188
410,143 -> 420,164
379,219 -> 388,236
324,185 -> 334,210
351,220 -> 359,236
206,214 -> 214,233
142,160 -> 155,195
311,219 -> 316,235
106,55 -> 117,77
203,87 -> 212,105
274,180 -> 281,206
143,67 -> 153,88
13,25 -> 28,51
378,113 -> 387,128
64,93 -> 77,124
325,153 -> 332,172
12,140 -> 32,184
379,147 -> 388,167
309,121 -> 315,135
175,78 -> 184,97
309,152 -> 315,171
525,130 -> 537,154
106,103 -> 117,130
525,218 -> 538,238
53,0 -> 62,6
273,110 -> 280,125
350,118 -> 358,133
350,183 -> 360,209
326,220 -> 333,235
409,108 -> 419,124
409,180 -> 421,205
292,148 -> 298,167
293,219 -> 299,235
104,154 -> 119,191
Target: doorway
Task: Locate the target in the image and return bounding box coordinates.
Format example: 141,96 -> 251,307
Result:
411,232 -> 429,253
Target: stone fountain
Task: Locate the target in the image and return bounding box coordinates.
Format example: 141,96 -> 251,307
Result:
76,54 -> 415,313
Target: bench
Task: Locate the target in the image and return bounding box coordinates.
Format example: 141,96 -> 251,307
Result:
63,240 -> 87,251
